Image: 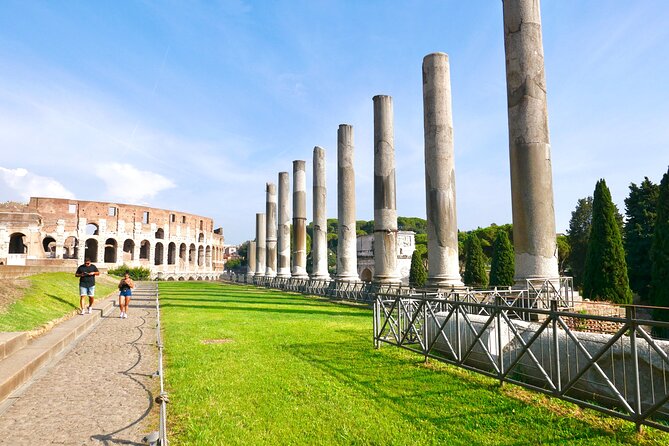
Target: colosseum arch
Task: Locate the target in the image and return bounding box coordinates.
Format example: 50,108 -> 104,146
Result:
155,228 -> 165,239
86,223 -> 99,236
85,238 -> 98,262
139,240 -> 150,260
198,233 -> 204,243
179,243 -> 187,266
123,239 -> 135,262
9,233 -> 27,254
167,242 -> 176,265
197,245 -> 204,267
206,245 -> 212,268
104,238 -> 117,263
42,236 -> 56,258
155,242 -> 164,265
63,236 -> 78,259
189,244 -> 196,266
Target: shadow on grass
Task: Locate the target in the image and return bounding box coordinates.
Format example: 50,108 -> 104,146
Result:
161,301 -> 368,318
45,293 -> 78,309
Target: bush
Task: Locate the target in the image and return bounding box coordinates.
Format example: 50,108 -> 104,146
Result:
107,264 -> 151,281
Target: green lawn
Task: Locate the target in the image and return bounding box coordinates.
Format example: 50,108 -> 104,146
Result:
0,272 -> 117,332
160,282 -> 669,445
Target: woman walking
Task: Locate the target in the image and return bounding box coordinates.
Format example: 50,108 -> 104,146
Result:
118,271 -> 135,318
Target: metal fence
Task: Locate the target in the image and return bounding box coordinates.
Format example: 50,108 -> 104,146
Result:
373,291 -> 669,433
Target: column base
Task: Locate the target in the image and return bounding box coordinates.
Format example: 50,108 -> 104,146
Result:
310,274 -> 331,281
426,276 -> 464,289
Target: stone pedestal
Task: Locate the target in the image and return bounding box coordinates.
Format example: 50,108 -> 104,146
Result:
277,172 -> 291,278
503,0 -> 559,282
311,146 -> 330,280
265,182 -> 277,277
292,160 -> 309,278
247,240 -> 256,275
255,213 -> 266,277
336,124 -> 360,283
372,95 -> 401,284
422,52 -> 463,288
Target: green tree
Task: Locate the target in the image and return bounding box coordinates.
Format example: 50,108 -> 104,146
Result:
567,197 -> 593,288
583,180 -> 632,304
624,177 -> 659,301
409,246 -> 427,288
225,258 -> 242,271
489,231 -> 514,287
463,235 -> 488,288
237,241 -> 250,267
651,168 -> 669,321
556,235 -> 571,275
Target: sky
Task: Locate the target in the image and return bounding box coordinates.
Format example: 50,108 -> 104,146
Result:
1,1 -> 668,245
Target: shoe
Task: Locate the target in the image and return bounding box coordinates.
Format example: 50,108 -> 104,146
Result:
87,307 -> 92,314
80,309 -> 85,315
119,312 -> 124,318
123,313 -> 128,319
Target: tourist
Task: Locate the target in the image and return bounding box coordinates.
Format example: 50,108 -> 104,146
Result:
117,271 -> 135,319
75,258 -> 99,315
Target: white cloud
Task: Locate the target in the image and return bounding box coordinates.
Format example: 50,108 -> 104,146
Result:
0,166 -> 75,201
94,163 -> 175,203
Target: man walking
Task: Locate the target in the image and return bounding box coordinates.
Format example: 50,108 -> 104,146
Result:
75,258 -> 99,315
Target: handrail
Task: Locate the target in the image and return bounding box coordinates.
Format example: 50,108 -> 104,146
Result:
143,283 -> 168,446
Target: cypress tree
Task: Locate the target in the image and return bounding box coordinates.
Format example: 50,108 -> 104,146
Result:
651,168 -> 669,311
567,197 -> 593,288
624,178 -> 659,301
583,179 -> 632,304
489,230 -> 514,287
464,235 -> 488,288
409,246 -> 427,288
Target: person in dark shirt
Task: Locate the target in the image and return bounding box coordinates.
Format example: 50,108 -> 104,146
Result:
75,258 -> 100,315
117,271 -> 135,319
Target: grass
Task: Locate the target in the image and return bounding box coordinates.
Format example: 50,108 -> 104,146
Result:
0,272 -> 117,332
160,282 -> 669,445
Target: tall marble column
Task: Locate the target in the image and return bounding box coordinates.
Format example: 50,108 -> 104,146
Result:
254,213 -> 266,277
277,171 -> 292,278
422,52 -> 463,288
291,160 -> 309,278
247,240 -> 256,275
503,0 -> 559,281
265,182 -> 278,277
336,124 -> 359,282
311,146 -> 330,280
372,95 -> 401,284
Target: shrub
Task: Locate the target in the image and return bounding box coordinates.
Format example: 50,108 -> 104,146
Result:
107,264 -> 151,281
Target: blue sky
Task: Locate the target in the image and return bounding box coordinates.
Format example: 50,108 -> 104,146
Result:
1,1 -> 668,244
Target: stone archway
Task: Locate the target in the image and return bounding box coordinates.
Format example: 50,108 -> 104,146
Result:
9,233 -> 27,254
63,236 -> 78,259
42,236 -> 56,258
85,238 -> 99,262
168,242 -> 176,265
155,242 -> 164,265
360,268 -> 372,282
104,238 -> 118,263
123,239 -> 135,262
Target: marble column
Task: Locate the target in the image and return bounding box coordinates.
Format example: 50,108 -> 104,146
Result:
254,213 -> 266,277
503,0 -> 559,281
277,171 -> 291,278
336,124 -> 359,282
291,160 -> 309,278
247,240 -> 256,275
422,52 -> 463,288
311,146 -> 330,280
372,95 -> 401,284
265,182 -> 277,277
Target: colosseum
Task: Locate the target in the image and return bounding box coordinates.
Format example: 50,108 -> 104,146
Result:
0,197 -> 225,280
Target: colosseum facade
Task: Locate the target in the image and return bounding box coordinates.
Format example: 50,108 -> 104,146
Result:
0,197 -> 225,280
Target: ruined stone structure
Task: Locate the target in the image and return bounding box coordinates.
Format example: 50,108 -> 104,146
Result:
265,183 -> 278,277
336,124 -> 359,283
291,160 -> 309,278
503,0 -> 559,281
0,197 -> 224,280
357,232 -> 415,284
422,52 -> 463,288
255,213 -> 266,277
277,172 -> 291,278
311,146 -> 330,280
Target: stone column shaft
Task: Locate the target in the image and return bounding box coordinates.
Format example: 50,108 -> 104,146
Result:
292,160 -> 309,278
277,172 -> 291,278
503,0 -> 559,281
265,182 -> 277,277
311,146 -> 330,280
373,95 -> 401,284
248,240 -> 256,275
255,213 -> 266,276
336,124 -> 359,282
423,52 -> 463,287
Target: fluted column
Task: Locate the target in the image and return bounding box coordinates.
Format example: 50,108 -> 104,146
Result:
277,172 -> 291,278
291,160 -> 309,278
373,95 -> 401,284
336,124 -> 359,282
265,182 -> 277,277
311,146 -> 330,280
247,240 -> 256,275
503,0 -> 559,281
255,213 -> 266,277
423,52 -> 463,288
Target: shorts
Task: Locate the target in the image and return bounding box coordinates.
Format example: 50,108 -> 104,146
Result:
80,285 -> 95,297
119,289 -> 132,297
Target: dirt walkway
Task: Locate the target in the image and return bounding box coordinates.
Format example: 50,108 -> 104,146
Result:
0,296 -> 159,445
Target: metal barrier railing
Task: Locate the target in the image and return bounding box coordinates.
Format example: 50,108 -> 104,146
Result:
373,292 -> 669,433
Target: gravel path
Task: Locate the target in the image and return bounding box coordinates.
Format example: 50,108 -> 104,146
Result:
0,296 -> 159,445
